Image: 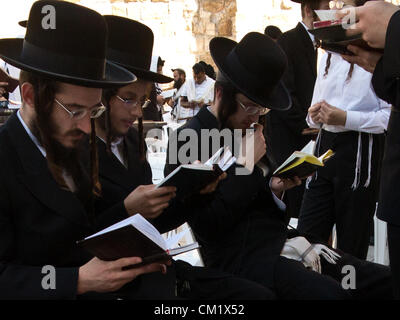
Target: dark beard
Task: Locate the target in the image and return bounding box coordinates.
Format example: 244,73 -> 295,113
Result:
31,117 -> 93,210
174,79 -> 184,90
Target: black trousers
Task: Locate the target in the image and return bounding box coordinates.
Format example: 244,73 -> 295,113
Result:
273,250 -> 393,300
298,130 -> 385,259
387,223 -> 400,299
113,260 -> 275,300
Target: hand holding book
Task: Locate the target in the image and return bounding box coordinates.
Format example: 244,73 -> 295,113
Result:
77,214 -> 200,271
77,256 -> 171,295
341,44 -> 383,74
123,184 -> 177,219
158,146 -> 236,199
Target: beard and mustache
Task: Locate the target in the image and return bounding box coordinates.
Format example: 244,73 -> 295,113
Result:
30,115 -> 94,213
174,78 -> 184,90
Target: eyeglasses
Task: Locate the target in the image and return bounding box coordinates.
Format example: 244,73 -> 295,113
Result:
54,98 -> 106,120
115,95 -> 140,109
237,100 -> 270,116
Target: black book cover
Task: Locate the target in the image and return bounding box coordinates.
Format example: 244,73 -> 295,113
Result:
77,225 -> 168,268
158,165 -> 221,199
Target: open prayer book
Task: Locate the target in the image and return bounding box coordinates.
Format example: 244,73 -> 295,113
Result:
157,146 -> 236,199
273,140 -> 334,179
77,214 -> 200,269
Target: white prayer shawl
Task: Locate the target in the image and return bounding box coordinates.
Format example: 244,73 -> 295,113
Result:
180,76 -> 215,120
172,83 -> 186,120
185,75 -> 215,104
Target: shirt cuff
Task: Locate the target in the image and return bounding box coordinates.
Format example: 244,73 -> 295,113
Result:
269,178 -> 286,211
344,110 -> 361,131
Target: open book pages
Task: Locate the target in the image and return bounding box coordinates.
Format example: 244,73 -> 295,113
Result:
84,213 -> 167,251
273,140 -> 334,176
204,146 -> 236,171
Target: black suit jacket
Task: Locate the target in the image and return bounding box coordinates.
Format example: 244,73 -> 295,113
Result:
95,129 -> 187,234
0,113 -> 96,299
164,107 -> 288,288
374,11 -> 400,226
266,22 -> 317,166
0,114 -> 180,300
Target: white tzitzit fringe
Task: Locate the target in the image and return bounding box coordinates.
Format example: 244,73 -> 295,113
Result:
363,133 -> 373,188
351,132 -> 362,190
351,132 -> 373,190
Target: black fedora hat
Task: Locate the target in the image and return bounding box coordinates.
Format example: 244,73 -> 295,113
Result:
0,1 -> 135,88
210,32 -> 292,111
104,15 -> 173,84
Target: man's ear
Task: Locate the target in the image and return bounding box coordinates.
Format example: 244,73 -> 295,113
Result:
20,82 -> 35,109
305,4 -> 314,19
215,85 -> 223,102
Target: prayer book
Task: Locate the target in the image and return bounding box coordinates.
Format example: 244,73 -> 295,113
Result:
310,19 -> 383,55
158,146 -> 236,199
77,214 -> 199,269
273,140 -> 334,179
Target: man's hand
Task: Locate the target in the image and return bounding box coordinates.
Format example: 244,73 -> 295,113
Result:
309,101 -> 346,126
157,95 -> 165,106
337,1 -> 400,49
341,45 -> 383,74
124,185 -> 176,219
270,176 -> 302,199
77,257 -> 170,295
237,123 -> 266,172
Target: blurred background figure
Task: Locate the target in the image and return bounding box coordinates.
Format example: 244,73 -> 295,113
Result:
169,68 -> 186,121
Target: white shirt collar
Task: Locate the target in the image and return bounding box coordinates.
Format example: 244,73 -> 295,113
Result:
300,21 -> 316,45
17,110 -> 46,157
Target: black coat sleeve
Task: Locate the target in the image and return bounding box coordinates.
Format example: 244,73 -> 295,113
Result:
372,10 -> 400,108
0,173 -> 79,300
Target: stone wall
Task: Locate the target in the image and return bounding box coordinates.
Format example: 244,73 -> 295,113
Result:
72,0 -> 303,79
0,0 -> 308,80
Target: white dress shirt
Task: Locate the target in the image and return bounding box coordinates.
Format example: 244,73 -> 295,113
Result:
307,52 -> 391,134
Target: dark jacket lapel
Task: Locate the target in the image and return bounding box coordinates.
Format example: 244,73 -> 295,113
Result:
295,22 -> 317,78
96,137 -> 133,190
6,113 -> 91,227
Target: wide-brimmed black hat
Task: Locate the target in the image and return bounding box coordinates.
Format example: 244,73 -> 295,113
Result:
104,15 -> 173,84
210,32 -> 291,111
0,1 -> 135,88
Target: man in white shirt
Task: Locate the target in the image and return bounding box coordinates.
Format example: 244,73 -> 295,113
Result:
179,63 -> 215,121
0,59 -> 21,108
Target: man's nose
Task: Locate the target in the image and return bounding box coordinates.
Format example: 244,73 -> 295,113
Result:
76,116 -> 92,135
131,105 -> 143,118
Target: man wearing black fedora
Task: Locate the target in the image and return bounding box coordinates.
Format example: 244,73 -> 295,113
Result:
0,1 -> 176,300
92,15 -> 276,300
265,0 -> 330,220
165,32 -> 393,299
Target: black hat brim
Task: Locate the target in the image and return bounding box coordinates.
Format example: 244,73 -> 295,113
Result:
0,38 -> 136,88
114,61 -> 173,84
210,37 -> 292,111
18,20 -> 27,28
